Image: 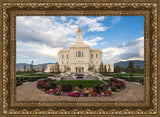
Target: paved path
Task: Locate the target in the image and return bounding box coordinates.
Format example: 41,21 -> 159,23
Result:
16,81 -> 144,102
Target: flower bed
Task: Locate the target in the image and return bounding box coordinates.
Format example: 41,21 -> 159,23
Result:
105,78 -> 126,92
36,78 -> 114,97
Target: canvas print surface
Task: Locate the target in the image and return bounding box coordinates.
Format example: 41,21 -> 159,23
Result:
16,16 -> 144,101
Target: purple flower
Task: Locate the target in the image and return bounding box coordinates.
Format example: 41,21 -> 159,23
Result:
97,94 -> 101,97
51,89 -> 58,94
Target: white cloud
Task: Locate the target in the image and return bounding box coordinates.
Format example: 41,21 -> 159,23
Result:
84,37 -> 103,47
16,41 -> 62,60
60,16 -> 66,21
76,16 -> 109,32
110,16 -> 121,24
100,42 -> 107,45
102,37 -> 144,64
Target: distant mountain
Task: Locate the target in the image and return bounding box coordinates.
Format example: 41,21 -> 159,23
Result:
114,60 -> 144,68
16,63 -> 55,71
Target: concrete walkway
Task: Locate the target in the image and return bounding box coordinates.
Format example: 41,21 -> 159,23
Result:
16,81 -> 144,102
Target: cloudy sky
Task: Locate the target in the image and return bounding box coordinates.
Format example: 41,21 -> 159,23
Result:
16,16 -> 144,64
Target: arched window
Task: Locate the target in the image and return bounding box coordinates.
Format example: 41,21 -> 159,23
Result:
76,52 -> 77,57
78,51 -> 81,57
62,54 -> 64,58
82,51 -> 83,57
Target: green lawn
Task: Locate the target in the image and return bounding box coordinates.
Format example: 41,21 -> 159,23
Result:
16,72 -> 56,77
56,80 -> 105,88
106,72 -> 144,77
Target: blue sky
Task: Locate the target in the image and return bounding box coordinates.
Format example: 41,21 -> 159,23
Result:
16,16 -> 144,64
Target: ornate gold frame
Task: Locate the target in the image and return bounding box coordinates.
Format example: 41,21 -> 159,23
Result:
0,0 -> 159,116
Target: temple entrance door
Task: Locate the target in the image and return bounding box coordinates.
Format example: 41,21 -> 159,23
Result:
78,67 -> 81,73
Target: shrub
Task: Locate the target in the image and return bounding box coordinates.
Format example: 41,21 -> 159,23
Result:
139,79 -> 144,85
114,81 -> 125,89
44,78 -> 48,82
93,85 -> 102,94
16,80 -> 23,86
106,80 -> 112,86
61,84 -> 73,92
50,82 -> 57,89
78,83 -> 84,89
110,78 -> 118,83
44,83 -> 50,90
101,86 -> 107,93
110,84 -> 117,91
37,80 -> 46,89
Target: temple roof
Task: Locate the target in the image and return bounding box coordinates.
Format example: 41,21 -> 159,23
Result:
77,27 -> 82,33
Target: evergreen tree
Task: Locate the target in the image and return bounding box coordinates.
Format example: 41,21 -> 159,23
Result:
128,61 -> 134,81
24,64 -> 26,72
108,64 -> 111,72
30,60 -> 34,76
99,62 -> 103,73
104,65 -> 107,73
115,65 -> 120,73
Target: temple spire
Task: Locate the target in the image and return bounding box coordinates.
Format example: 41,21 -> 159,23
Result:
77,27 -> 82,33
76,27 -> 84,44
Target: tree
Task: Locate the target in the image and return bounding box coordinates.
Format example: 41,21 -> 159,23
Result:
108,64 -> 111,72
30,60 -> 34,76
135,65 -> 140,73
114,65 -> 120,73
27,69 -> 29,72
104,65 -> 107,73
56,62 -> 60,73
24,64 -> 26,72
128,61 -> 134,81
42,65 -> 45,73
99,62 -> 103,73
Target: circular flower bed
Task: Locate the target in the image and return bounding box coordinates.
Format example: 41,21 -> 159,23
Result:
104,78 -> 126,92
36,78 -> 126,97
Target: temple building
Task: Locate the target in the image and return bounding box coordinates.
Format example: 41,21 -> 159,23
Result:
57,28 -> 114,73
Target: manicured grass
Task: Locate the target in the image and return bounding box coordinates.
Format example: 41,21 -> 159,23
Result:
16,72 -> 57,77
56,80 -> 105,88
104,72 -> 144,77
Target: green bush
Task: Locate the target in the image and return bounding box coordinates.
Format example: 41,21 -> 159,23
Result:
16,80 -> 23,86
93,85 -> 102,94
78,83 -> 84,89
110,84 -> 117,91
105,80 -> 112,86
61,84 -> 73,92
44,84 -> 50,90
139,79 -> 144,85
50,82 -> 57,89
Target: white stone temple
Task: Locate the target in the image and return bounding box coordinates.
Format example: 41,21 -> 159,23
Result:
56,28 -> 114,73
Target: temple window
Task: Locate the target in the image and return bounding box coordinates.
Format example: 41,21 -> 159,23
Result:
82,51 -> 83,57
96,54 -> 98,58
91,54 -> 93,58
67,54 -> 68,58
78,51 -> 81,57
62,54 -> 64,58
